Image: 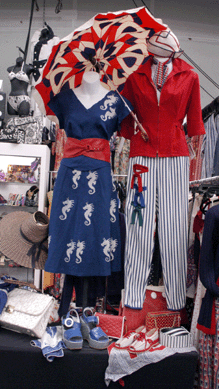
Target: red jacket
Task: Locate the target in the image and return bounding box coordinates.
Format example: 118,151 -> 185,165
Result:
120,57 -> 205,158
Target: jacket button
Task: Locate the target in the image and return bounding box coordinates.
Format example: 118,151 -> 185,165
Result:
151,292 -> 157,299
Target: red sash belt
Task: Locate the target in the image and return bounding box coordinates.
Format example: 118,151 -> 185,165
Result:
63,137 -> 111,163
131,164 -> 149,192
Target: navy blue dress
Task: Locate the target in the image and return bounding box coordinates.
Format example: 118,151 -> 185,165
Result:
45,89 -> 132,277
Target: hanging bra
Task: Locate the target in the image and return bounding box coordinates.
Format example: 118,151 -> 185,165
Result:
8,61 -> 30,84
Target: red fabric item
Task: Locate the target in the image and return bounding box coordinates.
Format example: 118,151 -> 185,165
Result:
95,312 -> 126,339
121,288 -> 167,332
120,57 -> 205,158
35,9 -> 166,119
63,137 -> 111,162
197,302 -> 216,335
131,163 -> 149,192
146,310 -> 181,331
193,210 -> 205,235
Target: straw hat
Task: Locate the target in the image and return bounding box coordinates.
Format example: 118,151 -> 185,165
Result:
0,211 -> 49,269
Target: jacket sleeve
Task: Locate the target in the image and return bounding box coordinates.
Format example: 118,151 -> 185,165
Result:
199,206 -> 219,297
119,78 -> 135,139
186,72 -> 205,137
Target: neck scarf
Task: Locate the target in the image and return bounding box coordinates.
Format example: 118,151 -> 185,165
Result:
153,58 -> 171,91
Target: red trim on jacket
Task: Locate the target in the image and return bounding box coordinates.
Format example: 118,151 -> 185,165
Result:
197,302 -> 216,335
120,57 -> 205,158
196,277 -> 219,335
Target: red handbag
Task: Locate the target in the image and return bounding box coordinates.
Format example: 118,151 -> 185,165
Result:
95,312 -> 126,339
146,310 -> 181,332
121,286 -> 167,332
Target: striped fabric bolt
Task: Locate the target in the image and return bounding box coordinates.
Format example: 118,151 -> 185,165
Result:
124,156 -> 189,311
160,327 -> 193,348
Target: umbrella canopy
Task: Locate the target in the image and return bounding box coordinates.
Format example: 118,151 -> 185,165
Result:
34,7 -> 166,120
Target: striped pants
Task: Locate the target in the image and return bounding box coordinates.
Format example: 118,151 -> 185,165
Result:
124,156 -> 189,311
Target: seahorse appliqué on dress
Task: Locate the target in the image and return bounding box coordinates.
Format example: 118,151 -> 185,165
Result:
101,107 -> 117,122
101,237 -> 118,262
59,198 -> 74,220
100,94 -> 119,122
64,240 -> 76,263
76,241 -> 85,264
100,94 -> 119,110
110,238 -> 118,261
72,169 -> 81,189
83,202 -> 94,226
86,171 -> 98,195
110,199 -> 117,223
101,238 -> 111,262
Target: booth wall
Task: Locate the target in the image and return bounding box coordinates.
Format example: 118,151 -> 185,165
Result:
0,0 -> 218,110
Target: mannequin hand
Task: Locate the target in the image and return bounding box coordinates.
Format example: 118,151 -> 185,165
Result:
141,132 -> 149,142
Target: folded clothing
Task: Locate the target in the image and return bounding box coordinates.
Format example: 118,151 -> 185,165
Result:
30,326 -> 66,362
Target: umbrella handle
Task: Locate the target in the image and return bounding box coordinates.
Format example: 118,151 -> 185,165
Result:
129,111 -> 149,141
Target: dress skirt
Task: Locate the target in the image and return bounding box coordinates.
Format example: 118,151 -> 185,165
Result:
45,160 -> 121,277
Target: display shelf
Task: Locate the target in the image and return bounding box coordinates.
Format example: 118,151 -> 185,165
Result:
0,143 -> 51,287
0,180 -> 39,185
0,265 -> 34,283
0,205 -> 38,215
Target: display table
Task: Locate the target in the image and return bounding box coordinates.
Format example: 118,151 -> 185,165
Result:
0,328 -> 198,389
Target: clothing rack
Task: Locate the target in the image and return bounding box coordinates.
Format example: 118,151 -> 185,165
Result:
202,96 -> 219,123
189,175 -> 219,186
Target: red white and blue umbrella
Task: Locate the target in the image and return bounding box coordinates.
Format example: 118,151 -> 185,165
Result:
34,7 -> 166,138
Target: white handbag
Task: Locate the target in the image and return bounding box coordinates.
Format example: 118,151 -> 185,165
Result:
0,288 -> 55,338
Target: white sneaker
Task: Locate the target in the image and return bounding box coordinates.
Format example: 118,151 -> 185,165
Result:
115,325 -> 145,349
129,328 -> 159,353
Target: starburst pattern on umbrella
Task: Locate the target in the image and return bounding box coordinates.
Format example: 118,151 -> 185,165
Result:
35,7 -> 166,119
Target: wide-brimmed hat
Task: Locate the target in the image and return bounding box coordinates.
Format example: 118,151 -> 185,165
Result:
0,211 -> 49,269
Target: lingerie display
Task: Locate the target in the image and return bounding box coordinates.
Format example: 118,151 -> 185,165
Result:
7,59 -> 33,116
8,61 -> 30,84
7,95 -> 31,112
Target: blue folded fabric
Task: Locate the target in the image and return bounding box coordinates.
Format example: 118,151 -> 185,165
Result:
30,326 -> 66,362
0,290 -> 8,314
0,275 -> 18,292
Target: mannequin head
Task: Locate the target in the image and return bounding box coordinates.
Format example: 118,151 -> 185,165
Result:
15,57 -> 24,66
39,25 -> 54,41
147,29 -> 183,60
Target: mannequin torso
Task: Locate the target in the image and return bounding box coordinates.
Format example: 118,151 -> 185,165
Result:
7,57 -> 33,96
7,57 -> 33,116
74,71 -> 108,109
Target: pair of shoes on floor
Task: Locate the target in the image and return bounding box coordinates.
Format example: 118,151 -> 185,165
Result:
80,307 -> 109,350
62,307 -> 109,350
62,309 -> 83,350
115,326 -> 159,353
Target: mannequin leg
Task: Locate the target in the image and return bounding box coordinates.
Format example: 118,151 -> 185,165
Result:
124,156 -> 157,309
158,156 -> 189,310
58,274 -> 75,317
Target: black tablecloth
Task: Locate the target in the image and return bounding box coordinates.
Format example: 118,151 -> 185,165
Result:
0,328 -> 198,389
